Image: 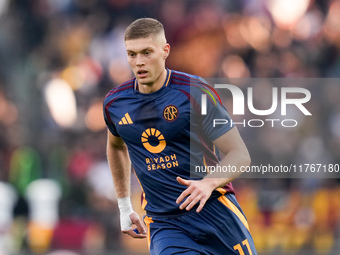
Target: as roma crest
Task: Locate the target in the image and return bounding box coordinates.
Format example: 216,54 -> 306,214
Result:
163,105 -> 178,122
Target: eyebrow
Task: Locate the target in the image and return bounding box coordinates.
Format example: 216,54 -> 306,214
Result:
126,47 -> 154,53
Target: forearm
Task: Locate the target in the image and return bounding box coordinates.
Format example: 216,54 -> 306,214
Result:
107,139 -> 131,198
106,132 -> 146,237
203,127 -> 251,190
202,148 -> 251,190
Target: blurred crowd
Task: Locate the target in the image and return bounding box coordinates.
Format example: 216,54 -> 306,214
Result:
0,0 -> 340,254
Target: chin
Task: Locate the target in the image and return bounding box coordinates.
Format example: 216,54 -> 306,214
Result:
137,79 -> 151,86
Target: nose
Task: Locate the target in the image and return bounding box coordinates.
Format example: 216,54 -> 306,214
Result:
136,54 -> 145,67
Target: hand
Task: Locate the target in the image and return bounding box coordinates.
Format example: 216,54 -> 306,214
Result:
176,177 -> 215,213
120,211 -> 147,239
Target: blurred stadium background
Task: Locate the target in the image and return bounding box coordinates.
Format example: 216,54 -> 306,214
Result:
0,0 -> 340,254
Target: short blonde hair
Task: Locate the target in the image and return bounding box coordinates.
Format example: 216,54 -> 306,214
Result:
124,18 -> 165,41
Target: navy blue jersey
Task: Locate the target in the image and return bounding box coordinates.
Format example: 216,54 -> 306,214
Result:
103,69 -> 235,214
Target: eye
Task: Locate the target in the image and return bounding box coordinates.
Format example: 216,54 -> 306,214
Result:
145,51 -> 150,55
128,52 -> 136,57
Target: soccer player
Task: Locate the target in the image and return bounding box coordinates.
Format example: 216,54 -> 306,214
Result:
103,18 -> 257,255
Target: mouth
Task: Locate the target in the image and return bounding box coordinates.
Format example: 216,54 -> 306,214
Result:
137,69 -> 148,78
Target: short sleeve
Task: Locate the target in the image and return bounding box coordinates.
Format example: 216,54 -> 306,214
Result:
202,98 -> 234,141
103,102 -> 120,137
190,82 -> 234,141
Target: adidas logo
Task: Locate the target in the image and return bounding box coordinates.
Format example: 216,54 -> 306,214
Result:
119,113 -> 133,125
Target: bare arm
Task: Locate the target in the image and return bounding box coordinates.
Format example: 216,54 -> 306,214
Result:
107,130 -> 131,198
106,130 -> 146,238
204,126 -> 251,187
176,127 -> 250,212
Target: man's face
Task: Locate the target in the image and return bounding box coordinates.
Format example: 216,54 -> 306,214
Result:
125,35 -> 169,87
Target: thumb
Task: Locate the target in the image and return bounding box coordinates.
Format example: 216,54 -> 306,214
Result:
134,217 -> 147,235
176,176 -> 190,186
130,212 -> 146,234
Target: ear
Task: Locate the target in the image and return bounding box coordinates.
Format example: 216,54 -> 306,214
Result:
163,43 -> 170,59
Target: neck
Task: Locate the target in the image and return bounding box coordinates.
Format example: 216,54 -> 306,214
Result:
137,69 -> 167,94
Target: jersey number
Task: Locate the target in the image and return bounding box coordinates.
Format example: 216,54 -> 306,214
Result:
233,239 -> 253,255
